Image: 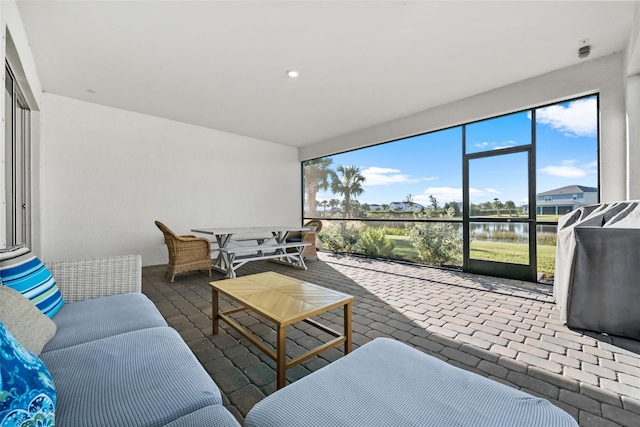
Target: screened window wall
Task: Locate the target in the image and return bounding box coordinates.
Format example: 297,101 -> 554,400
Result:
302,95 -> 599,283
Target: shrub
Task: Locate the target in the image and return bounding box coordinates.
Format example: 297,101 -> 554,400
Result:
407,208 -> 462,265
357,227 -> 395,258
318,221 -> 360,254
537,232 -> 557,246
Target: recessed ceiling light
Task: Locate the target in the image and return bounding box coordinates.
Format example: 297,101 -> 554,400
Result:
286,70 -> 300,78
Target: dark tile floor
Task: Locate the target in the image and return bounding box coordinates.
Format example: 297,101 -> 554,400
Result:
143,252 -> 640,427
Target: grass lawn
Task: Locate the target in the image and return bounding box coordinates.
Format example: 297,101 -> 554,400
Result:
471,241 -> 556,274
536,214 -> 562,222
386,235 -> 556,275
387,235 -> 419,260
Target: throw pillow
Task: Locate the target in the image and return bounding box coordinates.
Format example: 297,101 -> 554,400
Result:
0,245 -> 64,318
0,321 -> 56,427
0,286 -> 57,356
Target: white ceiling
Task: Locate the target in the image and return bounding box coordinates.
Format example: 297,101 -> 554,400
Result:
16,1 -> 636,147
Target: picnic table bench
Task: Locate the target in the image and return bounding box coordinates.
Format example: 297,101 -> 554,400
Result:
218,241 -> 310,278
191,226 -> 311,278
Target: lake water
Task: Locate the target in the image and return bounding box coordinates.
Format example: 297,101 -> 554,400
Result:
470,223 -> 557,241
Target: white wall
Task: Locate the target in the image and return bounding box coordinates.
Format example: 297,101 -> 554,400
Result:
40,94 -> 300,266
625,3 -> 640,200
300,53 -> 628,203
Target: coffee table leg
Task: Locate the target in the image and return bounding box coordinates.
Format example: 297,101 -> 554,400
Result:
344,301 -> 352,354
212,288 -> 219,335
277,324 -> 287,389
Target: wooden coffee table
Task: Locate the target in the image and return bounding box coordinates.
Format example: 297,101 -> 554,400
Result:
210,272 -> 354,389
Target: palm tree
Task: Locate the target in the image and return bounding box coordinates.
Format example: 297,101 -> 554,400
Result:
320,200 -> 329,216
504,200 -> 516,216
329,198 -> 340,216
303,157 -> 333,217
404,194 -> 415,211
493,198 -> 502,217
330,165 -> 366,218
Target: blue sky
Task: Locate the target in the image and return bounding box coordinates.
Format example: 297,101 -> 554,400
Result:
313,96 -> 598,208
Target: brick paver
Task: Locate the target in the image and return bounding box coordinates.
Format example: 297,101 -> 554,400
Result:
143,252 -> 640,426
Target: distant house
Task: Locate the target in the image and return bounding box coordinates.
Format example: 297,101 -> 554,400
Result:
536,185 -> 598,215
369,204 -> 381,211
389,201 -> 425,211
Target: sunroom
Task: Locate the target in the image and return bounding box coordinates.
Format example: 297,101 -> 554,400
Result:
2,1 -> 640,426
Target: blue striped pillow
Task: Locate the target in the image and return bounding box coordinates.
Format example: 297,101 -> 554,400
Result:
0,246 -> 64,318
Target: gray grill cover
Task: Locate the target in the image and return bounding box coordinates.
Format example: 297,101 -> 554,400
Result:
554,201 -> 640,340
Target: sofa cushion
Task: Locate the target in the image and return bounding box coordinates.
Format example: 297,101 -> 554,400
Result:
162,406 -> 240,427
0,245 -> 64,318
0,286 -> 57,356
245,337 -> 578,427
40,327 -> 223,427
0,321 -> 56,427
42,292 -> 167,352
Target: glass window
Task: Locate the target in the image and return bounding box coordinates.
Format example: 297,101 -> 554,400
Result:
303,126 -> 462,220
535,95 -> 598,221
466,111 -> 532,154
302,94 -> 598,283
4,64 -> 31,247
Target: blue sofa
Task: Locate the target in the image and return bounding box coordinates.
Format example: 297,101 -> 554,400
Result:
41,255 -> 240,427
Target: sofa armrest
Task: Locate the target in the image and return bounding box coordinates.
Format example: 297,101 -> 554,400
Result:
46,255 -> 142,303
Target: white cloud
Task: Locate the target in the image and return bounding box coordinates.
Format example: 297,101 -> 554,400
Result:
468,188 -> 485,197
474,140 -> 517,151
539,165 -> 586,178
470,187 -> 504,202
421,176 -> 439,182
533,98 -> 597,137
361,166 -> 420,186
414,187 -> 463,204
584,161 -> 598,171
539,159 -> 597,178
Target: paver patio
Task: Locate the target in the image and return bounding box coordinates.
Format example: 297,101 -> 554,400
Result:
143,252 -> 640,427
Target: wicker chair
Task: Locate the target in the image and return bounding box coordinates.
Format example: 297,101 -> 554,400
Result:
287,220 -> 323,260
155,221 -> 211,282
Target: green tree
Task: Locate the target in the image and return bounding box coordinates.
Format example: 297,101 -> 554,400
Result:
303,157 -> 333,217
493,198 -> 502,217
381,203 -> 389,211
443,201 -> 461,217
504,200 -> 516,216
481,201 -> 493,212
320,200 -> 329,216
329,198 -> 341,216
429,194 -> 439,211
350,200 -> 364,217
404,194 -> 415,211
330,165 -> 366,218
